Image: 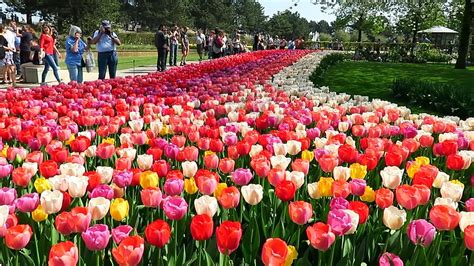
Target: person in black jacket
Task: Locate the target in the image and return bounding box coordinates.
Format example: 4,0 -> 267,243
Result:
154,24 -> 168,72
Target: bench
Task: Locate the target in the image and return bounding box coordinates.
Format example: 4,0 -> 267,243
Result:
21,63 -> 58,83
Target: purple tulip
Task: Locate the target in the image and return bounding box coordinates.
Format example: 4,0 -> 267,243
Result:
407,219 -> 436,247
15,193 -> 39,213
164,144 -> 179,159
327,209 -> 352,236
113,170 -> 133,188
162,196 -> 188,220
112,225 -> 133,244
231,168 -> 253,186
81,224 -> 111,251
89,184 -> 115,200
349,179 -> 366,196
330,197 -> 349,210
379,252 -> 404,266
163,178 -> 184,196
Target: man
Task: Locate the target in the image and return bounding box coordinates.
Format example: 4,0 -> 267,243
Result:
4,21 -> 18,85
195,30 -> 205,61
169,25 -> 179,66
154,25 -> 168,72
90,20 -> 121,80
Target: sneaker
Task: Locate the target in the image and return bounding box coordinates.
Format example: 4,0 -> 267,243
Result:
40,82 -> 48,86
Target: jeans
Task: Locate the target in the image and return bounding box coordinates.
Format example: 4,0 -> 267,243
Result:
13,52 -> 20,75
53,52 -> 59,66
157,48 -> 167,71
169,43 -> 178,66
42,54 -> 61,83
67,64 -> 83,83
98,51 -> 118,80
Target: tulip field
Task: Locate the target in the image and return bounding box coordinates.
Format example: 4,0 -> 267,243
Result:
0,50 -> 473,265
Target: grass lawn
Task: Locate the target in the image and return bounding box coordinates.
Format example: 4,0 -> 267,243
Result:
319,61 -> 474,114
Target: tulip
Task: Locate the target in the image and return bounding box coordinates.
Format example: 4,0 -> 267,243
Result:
218,186 -> 240,209
145,219 -> 171,248
113,170 -> 133,188
440,181 -> 464,202
0,163 -> 13,178
59,163 -> 86,177
380,166 -> 403,189
32,205 -> 48,222
350,163 -> 367,179
379,252 -> 404,266
318,177 -> 334,197
275,180 -> 296,202
97,143 -> 115,160
90,184 -> 114,200
333,166 -> 350,181
194,195 -> 219,217
112,225 -> 133,244
241,184 -> 264,205
182,161 -> 198,178
196,173 -> 218,195
88,197 -> 111,220
289,201 -> 313,225
330,197 -> 349,210
433,171 -> 449,188
96,166 -> 114,184
184,177 -> 198,194
39,160 -> 59,178
5,224 -> 32,250
216,221 -> 242,255
139,170 -> 159,189
162,196 -> 188,220
110,198 -> 129,221
464,225 -> 474,251
261,238 -> 288,265
140,187 -> 162,208
407,219 -> 436,247
67,175 -> 89,198
348,201 -> 369,224
466,198 -> 474,212
267,168 -> 286,187
0,205 -> 8,227
190,214 -> 214,241
331,180 -> 351,198
204,152 -> 219,169
349,179 -> 366,197
342,209 -> 359,234
383,206 -> 407,230
231,168 -> 253,186
360,186 -> 376,203
15,193 -> 39,213
137,154 -> 153,170
270,155 -> 291,170
458,211 -> 474,232
112,236 -> 145,266
306,222 -> 336,251
12,167 -> 33,187
396,185 -> 421,210
327,209 -> 352,236
41,190 -> 63,214
68,207 -> 91,233
286,171 -> 304,189
307,182 -> 321,199
48,241 -> 79,266
375,188 -> 394,209
82,224 -> 110,251
164,178 -> 184,196
219,158 -> 235,174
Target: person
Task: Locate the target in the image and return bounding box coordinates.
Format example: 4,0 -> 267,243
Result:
169,25 -> 179,66
39,24 -> 61,85
0,25 -> 11,84
195,29 -> 205,61
212,30 -> 224,59
4,22 -> 19,85
253,33 -> 259,51
288,40 -> 295,50
90,20 -> 121,80
154,24 -> 168,72
207,31 -> 215,59
180,27 -> 189,66
279,38 -> 287,49
20,25 -> 35,64
65,25 -> 87,83
232,33 -> 241,54
50,26 -> 60,66
257,34 -> 265,50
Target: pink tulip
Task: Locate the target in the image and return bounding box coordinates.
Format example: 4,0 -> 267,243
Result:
407,219 -> 436,247
140,187 -> 162,208
82,224 -> 111,251
466,198 -> 474,212
231,168 -> 253,186
327,209 -> 352,236
112,225 -> 133,244
113,170 -> 133,188
349,179 -> 366,196
0,163 -> 13,178
163,178 -> 184,196
15,193 -> 39,213
89,184 -> 115,200
162,196 -> 188,220
379,252 -> 404,266
0,187 -> 17,207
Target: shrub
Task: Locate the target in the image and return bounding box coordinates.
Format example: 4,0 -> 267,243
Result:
310,53 -> 350,85
391,79 -> 474,118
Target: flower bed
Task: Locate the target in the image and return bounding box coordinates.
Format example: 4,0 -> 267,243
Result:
0,50 -> 473,265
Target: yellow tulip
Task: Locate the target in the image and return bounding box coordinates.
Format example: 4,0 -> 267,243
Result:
301,150 -> 314,162
214,183 -> 228,198
285,245 -> 298,266
34,177 -> 52,193
160,125 -> 169,136
32,205 -> 48,222
406,162 -> 421,178
204,150 -> 215,157
102,137 -> 115,145
140,170 -> 159,189
317,177 -> 334,197
65,134 -> 75,146
110,198 -> 129,221
1,144 -> 8,158
350,163 -> 367,179
360,186 -> 375,202
415,156 -> 430,166
184,178 -> 198,194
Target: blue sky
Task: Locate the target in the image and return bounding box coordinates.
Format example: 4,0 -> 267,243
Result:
258,0 -> 336,22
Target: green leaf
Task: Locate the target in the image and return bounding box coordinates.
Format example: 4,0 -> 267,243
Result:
20,250 -> 36,265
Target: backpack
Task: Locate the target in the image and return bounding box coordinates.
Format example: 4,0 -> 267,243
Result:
0,36 -> 6,60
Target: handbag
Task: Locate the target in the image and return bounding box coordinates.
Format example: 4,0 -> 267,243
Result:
81,57 -> 86,67
85,51 -> 95,72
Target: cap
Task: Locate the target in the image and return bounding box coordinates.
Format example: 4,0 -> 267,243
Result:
101,20 -> 111,29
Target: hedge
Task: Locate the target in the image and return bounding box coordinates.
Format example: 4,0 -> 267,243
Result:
309,53 -> 350,85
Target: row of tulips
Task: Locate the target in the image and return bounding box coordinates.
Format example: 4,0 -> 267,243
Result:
0,50 -> 473,266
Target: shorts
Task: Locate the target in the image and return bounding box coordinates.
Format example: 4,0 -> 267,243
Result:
181,43 -> 189,54
3,52 -> 14,65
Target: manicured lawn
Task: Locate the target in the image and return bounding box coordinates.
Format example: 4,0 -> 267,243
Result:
319,61 -> 474,114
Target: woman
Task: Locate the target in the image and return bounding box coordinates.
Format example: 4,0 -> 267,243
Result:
40,24 -> 61,85
0,25 -> 11,84
179,27 -> 189,66
0,25 -> 16,86
20,25 -> 36,64
65,25 -> 87,83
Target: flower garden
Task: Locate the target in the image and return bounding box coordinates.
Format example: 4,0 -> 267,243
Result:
0,50 -> 473,265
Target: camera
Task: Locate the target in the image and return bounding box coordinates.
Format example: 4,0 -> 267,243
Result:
105,29 -> 111,35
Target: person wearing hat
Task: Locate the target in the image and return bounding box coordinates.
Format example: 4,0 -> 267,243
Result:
90,20 -> 121,80
65,25 -> 87,83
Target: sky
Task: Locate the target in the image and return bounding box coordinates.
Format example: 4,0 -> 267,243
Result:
259,0 -> 336,22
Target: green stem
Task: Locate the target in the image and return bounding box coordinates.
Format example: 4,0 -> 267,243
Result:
96,251 -> 101,266
329,244 -> 335,266
318,251 -> 323,266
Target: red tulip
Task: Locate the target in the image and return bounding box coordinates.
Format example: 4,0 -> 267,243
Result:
70,207 -> 92,233
218,186 -> 240,209
218,158 -> 235,174
70,136 -> 91,152
318,154 -> 338,173
446,154 -> 465,171
152,160 -> 169,177
55,212 -> 75,236
412,184 -> 430,205
464,225 -> 474,250
216,221 -> 242,255
96,143 -> 115,160
331,180 -> 351,198
338,144 -> 358,163
12,167 -> 33,187
289,201 -> 313,225
441,140 -> 458,156
306,222 -> 336,251
209,139 -> 224,153
190,214 -> 214,241
396,185 -> 421,210
48,241 -> 79,266
275,180 -> 296,202
291,159 -> 309,175
39,160 -> 59,178
5,224 -> 32,250
145,219 -> 171,248
375,188 -> 394,209
429,205 -> 460,231
236,141 -> 251,156
261,238 -> 288,265
204,152 -> 219,169
267,168 -> 286,187
348,201 -> 369,224
419,135 -> 434,148
112,236 -> 145,266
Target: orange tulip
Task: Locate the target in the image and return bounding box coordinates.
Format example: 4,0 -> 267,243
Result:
5,224 -> 32,250
218,186 -> 240,209
112,236 -> 145,266
429,205 -> 460,231
48,241 -> 79,266
261,238 -> 288,266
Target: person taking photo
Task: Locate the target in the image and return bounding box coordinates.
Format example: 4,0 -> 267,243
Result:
90,20 -> 121,80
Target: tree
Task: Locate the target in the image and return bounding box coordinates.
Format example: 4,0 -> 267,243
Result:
4,0 -> 42,24
314,20 -> 332,34
267,10 -> 310,39
455,0 -> 472,69
124,0 -> 191,30
189,0 -> 236,32
233,0 -> 267,33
